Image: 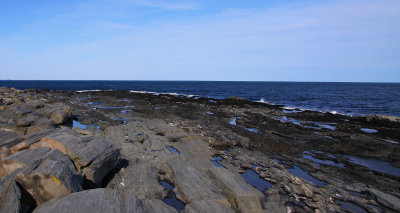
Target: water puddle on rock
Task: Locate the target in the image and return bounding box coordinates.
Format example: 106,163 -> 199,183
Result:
72,120 -> 88,130
210,156 -> 226,168
360,128 -> 378,133
120,99 -> 132,102
120,109 -> 132,114
383,139 -> 399,144
287,165 -> 327,187
229,117 -> 237,125
345,155 -> 400,176
245,128 -> 259,133
241,169 -> 273,192
166,146 -> 180,154
159,181 -> 185,210
348,190 -> 363,198
335,200 -> 367,213
111,117 -> 129,125
273,116 -> 336,130
206,112 -> 214,115
283,109 -> 303,114
303,151 -> 345,168
72,120 -> 100,130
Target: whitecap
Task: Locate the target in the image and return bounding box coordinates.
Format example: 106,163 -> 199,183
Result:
76,89 -> 102,93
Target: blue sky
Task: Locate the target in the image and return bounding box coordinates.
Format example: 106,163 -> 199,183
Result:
0,0 -> 399,81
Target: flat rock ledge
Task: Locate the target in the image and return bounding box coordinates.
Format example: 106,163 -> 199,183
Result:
1,87 -> 400,213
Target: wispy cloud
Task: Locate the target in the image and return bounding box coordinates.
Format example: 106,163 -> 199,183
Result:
0,0 -> 399,81
120,0 -> 199,10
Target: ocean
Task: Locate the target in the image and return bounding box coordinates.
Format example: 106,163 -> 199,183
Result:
1,80 -> 399,117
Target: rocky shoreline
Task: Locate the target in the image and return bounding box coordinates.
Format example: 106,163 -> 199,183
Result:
1,87 -> 399,213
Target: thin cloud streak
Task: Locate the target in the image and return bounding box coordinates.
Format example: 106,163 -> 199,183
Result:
0,0 -> 399,81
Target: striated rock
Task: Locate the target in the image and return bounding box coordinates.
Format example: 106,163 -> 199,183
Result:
184,200 -> 235,213
17,114 -> 40,126
107,159 -> 166,200
35,129 -> 120,185
1,147 -> 83,205
167,138 -> 264,213
33,188 -> 145,213
368,188 -> 400,211
0,130 -> 20,147
0,147 -> 52,178
142,199 -> 178,213
0,173 -> 22,213
2,98 -> 14,105
16,157 -> 83,205
26,119 -> 56,135
24,100 -> 45,110
50,110 -> 68,125
8,105 -> 32,117
10,142 -> 30,154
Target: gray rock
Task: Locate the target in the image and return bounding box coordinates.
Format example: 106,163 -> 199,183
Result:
50,110 -> 68,125
26,118 -> 56,135
142,199 -> 178,213
0,148 -> 76,179
8,105 -> 32,117
184,200 -> 235,213
368,188 -> 400,211
2,98 -> 14,105
165,131 -> 187,142
0,130 -> 20,147
17,114 -> 40,126
37,129 -> 120,185
20,129 -> 58,146
0,173 -> 22,213
167,138 -> 264,213
0,147 -> 52,178
24,100 -> 45,110
107,159 -> 166,200
33,188 -> 145,213
0,111 -> 17,124
16,156 -> 83,205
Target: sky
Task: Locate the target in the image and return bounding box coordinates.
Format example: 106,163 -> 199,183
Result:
0,0 -> 399,82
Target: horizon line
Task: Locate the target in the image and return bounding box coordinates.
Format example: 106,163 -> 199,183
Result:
0,80 -> 399,84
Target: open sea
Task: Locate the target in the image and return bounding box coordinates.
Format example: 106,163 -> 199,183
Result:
1,81 -> 399,117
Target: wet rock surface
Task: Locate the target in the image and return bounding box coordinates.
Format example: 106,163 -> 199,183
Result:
0,87 -> 399,212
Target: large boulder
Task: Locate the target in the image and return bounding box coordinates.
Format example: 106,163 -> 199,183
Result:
142,199 -> 178,213
16,157 -> 83,205
184,200 -> 235,213
50,110 -> 68,125
0,173 -> 22,213
368,188 -> 400,211
168,138 -> 264,213
0,130 -> 20,148
33,188 -> 145,213
32,129 -> 120,186
107,159 -> 166,200
0,147 -> 83,205
0,147 -> 53,178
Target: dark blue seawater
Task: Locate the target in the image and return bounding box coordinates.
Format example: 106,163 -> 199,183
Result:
1,80 -> 399,117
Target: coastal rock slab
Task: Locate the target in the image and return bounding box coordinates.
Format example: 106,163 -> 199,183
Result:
107,159 -> 166,200
368,188 -> 400,211
184,200 -> 235,213
35,129 -> 120,185
0,130 -> 20,148
142,199 -> 178,213
33,188 -> 145,213
0,174 -> 22,213
16,156 -> 83,205
0,147 -> 53,178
